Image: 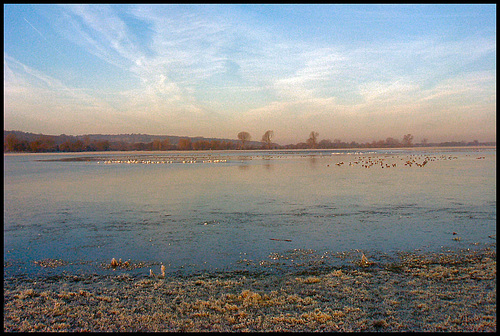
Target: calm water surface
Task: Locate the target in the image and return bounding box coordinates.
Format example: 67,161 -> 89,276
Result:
4,148 -> 496,277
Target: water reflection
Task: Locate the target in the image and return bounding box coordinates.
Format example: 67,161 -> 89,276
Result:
3,148 -> 496,277
263,159 -> 273,170
238,164 -> 250,170
308,156 -> 318,168
237,155 -> 252,170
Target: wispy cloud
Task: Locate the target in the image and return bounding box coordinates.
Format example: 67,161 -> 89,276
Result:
4,54 -> 133,133
24,17 -> 48,41
236,32 -> 495,143
56,5 -> 141,71
5,54 -> 83,95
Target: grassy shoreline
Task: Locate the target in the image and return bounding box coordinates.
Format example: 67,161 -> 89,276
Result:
4,246 -> 496,332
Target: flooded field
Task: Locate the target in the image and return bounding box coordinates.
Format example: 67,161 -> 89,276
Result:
4,147 -> 496,331
4,148 -> 496,277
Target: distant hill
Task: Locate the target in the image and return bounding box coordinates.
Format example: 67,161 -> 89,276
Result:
3,130 -> 266,147
3,130 -> 262,146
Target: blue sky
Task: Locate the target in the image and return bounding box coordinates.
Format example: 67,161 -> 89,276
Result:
4,4 -> 496,144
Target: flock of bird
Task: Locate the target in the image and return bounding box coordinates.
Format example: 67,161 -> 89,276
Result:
328,154 -> 459,169
96,154 -> 467,168
98,158 -> 228,164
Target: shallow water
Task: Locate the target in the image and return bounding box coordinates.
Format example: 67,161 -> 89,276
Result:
3,148 -> 496,277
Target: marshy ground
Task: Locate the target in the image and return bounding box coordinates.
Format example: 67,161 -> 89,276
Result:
4,246 -> 496,332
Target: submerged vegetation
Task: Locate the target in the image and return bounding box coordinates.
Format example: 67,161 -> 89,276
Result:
3,247 -> 495,332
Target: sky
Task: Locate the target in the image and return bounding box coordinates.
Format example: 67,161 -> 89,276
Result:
3,4 -> 496,145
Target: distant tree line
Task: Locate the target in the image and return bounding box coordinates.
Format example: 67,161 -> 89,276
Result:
284,132 -> 493,149
285,133 -> 417,149
3,133 -> 239,153
3,130 -> 495,153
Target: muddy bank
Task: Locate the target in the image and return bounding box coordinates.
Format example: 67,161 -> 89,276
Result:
4,247 -> 496,332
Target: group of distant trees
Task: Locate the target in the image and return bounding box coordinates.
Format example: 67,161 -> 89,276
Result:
4,133 -> 110,152
237,130 -> 276,149
3,133 -> 240,153
3,130 -> 494,153
287,132 -> 417,149
175,138 -> 238,151
234,131 -> 421,150
284,132 -> 490,149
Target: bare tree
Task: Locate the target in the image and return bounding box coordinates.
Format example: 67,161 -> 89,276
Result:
402,134 -> 414,147
237,131 -> 251,149
385,137 -> 400,147
306,131 -> 319,149
261,130 -> 274,149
